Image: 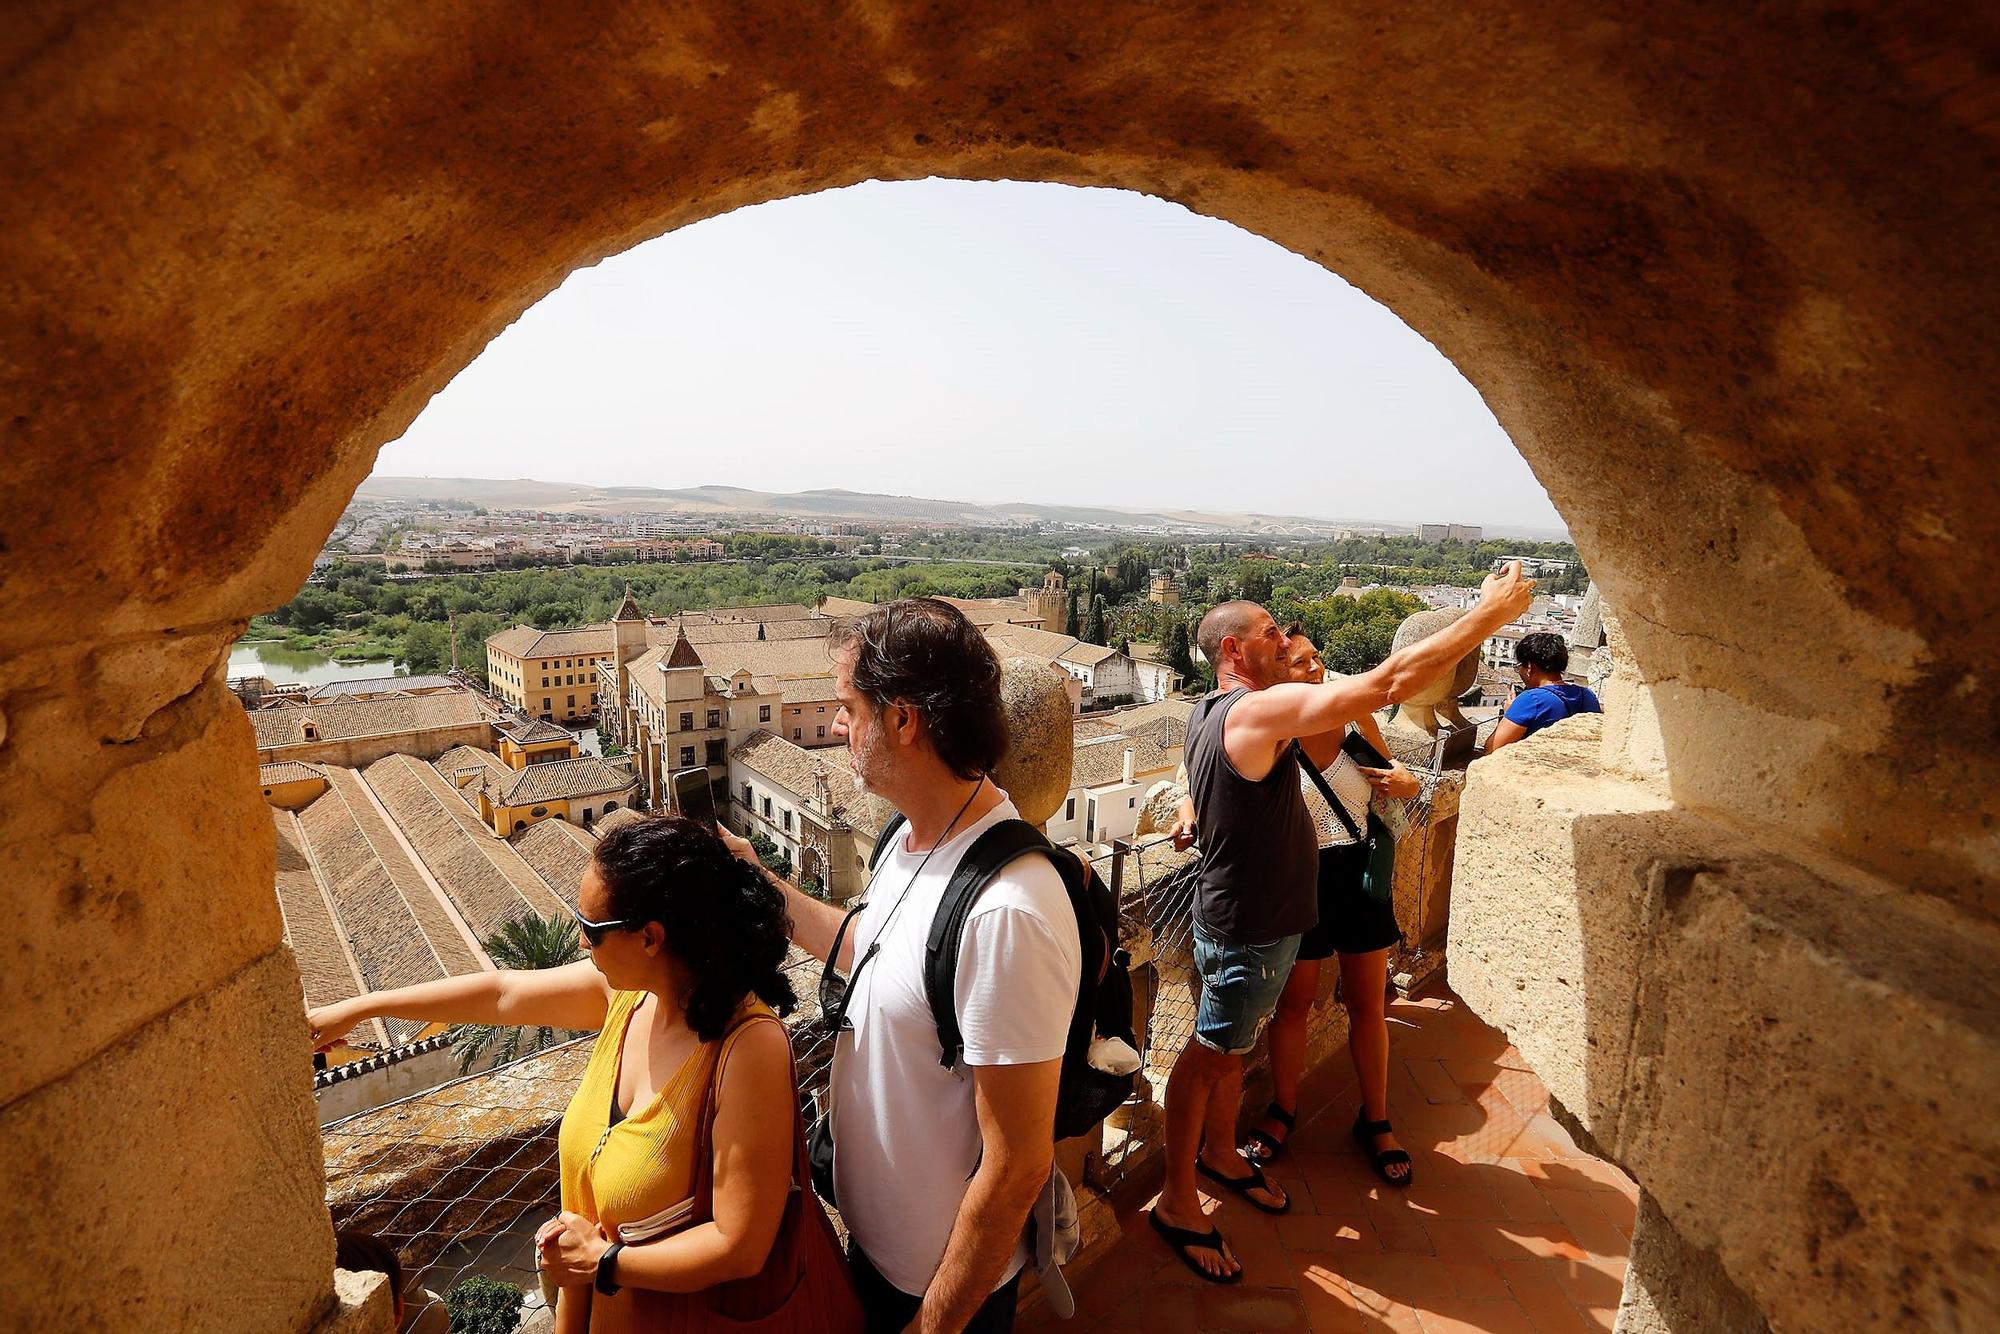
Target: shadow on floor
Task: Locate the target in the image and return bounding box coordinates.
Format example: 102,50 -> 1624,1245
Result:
1022,985 -> 1637,1333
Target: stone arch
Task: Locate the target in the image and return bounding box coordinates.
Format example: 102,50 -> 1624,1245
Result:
4,7 -> 1992,1329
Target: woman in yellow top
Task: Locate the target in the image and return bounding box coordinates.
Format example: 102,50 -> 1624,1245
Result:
310,814 -> 800,1331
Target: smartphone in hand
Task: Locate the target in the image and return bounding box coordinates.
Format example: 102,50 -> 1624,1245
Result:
671,767 -> 717,826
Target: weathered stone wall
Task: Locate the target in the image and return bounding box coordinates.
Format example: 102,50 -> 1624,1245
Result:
3,3 -> 1994,1327
1451,716 -> 2000,1327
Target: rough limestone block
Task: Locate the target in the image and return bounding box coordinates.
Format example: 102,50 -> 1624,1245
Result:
0,668 -> 284,1105
317,1270 -> 394,1334
1452,726 -> 2000,1329
0,948 -> 336,1330
995,656 -> 1074,827
1133,779 -> 1186,839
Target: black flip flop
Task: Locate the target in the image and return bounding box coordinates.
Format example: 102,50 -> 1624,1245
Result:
1197,1153 -> 1291,1214
1240,1101 -> 1297,1163
1148,1211 -> 1243,1285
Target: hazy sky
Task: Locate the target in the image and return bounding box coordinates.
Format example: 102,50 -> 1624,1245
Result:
377,180 -> 1563,532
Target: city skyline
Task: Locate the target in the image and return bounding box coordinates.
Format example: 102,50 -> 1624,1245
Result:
375,180 -> 1567,534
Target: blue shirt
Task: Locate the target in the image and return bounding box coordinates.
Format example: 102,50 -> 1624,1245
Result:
1503,682 -> 1602,736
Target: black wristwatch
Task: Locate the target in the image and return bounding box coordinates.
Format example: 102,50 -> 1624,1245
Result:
594,1240 -> 625,1296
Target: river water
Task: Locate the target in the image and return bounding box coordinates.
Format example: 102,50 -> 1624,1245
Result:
229,642 -> 400,686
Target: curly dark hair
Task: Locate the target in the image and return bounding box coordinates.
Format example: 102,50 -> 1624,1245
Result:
1515,631 -> 1571,675
828,597 -> 1007,781
591,814 -> 796,1041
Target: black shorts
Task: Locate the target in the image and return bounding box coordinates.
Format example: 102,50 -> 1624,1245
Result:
1297,839 -> 1401,961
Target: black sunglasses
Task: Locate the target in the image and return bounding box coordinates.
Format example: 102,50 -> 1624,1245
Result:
570,902 -> 641,949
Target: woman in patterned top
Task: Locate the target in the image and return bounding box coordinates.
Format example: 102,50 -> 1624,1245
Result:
1238,629 -> 1423,1185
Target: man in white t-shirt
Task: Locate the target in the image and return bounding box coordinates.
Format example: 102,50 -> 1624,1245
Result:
724,598 -> 1080,1333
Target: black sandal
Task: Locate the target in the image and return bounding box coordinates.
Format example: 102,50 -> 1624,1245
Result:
1353,1109 -> 1414,1187
1197,1152 -> 1291,1214
1240,1101 -> 1297,1163
1148,1211 -> 1244,1285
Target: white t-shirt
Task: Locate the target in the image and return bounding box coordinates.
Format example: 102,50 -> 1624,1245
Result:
829,794 -> 1082,1297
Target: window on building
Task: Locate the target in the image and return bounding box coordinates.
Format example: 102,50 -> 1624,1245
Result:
759,704 -> 771,722
792,728 -> 802,741
680,711 -> 694,731
707,709 -> 720,728
542,677 -> 549,688
816,726 -> 826,739
679,746 -> 695,766
705,740 -> 724,766
782,809 -> 793,832
762,796 -> 772,818
1066,797 -> 1075,821
567,695 -> 576,708
741,783 -> 753,806
1129,796 -> 1137,808
817,705 -> 826,713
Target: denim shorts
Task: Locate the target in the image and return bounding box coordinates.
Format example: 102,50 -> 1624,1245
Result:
1191,920 -> 1302,1055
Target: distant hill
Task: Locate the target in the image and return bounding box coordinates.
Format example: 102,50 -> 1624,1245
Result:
353,476 -> 1562,540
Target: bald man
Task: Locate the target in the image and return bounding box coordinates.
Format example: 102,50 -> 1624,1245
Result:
1149,563 -> 1535,1284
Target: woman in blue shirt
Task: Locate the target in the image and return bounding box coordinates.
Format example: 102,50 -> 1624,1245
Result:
1485,632 -> 1600,754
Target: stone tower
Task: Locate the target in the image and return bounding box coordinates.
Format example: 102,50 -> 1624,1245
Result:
609,585 -> 647,745
1029,569 -> 1067,630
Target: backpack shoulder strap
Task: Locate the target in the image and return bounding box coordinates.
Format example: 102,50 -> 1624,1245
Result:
867,810 -> 908,873
924,819 -> 1069,1070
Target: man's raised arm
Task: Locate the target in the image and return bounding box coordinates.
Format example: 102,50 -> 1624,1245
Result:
1233,562 -> 1536,752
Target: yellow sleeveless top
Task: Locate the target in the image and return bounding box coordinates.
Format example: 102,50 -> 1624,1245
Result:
556,991 -> 774,1333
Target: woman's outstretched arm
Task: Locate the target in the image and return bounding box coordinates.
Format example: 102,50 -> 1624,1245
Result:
308,959 -> 614,1052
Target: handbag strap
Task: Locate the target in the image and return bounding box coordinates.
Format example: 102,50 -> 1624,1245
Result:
1293,741 -> 1366,845
689,1010 -> 793,1217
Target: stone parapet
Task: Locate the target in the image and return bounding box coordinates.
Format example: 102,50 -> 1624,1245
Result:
1450,718 -> 2000,1329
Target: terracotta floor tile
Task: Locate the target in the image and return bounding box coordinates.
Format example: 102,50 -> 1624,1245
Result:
1364,1193 -> 1439,1255
1407,1059 -> 1470,1105
1421,1219 -> 1503,1265
1482,1171 -> 1563,1222
1482,1066 -> 1553,1116
1411,1296 -> 1541,1334
1495,1260 -> 1591,1334
1590,1189 -> 1636,1237
1402,1182 -> 1507,1221
1442,1262 -> 1513,1301
1338,1272 -> 1433,1334
1137,1281 -> 1206,1334
1192,1284 -> 1312,1333
1535,1189 -> 1628,1262
1544,1253 -> 1626,1308
1279,1211 -> 1381,1255
1439,1058 -> 1505,1091
1524,1156 -> 1633,1195
1039,985 -> 1633,1332
1296,1270 -> 1370,1334
1525,1113 -> 1586,1158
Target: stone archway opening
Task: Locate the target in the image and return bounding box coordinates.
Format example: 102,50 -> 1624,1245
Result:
7,8 -> 1990,1331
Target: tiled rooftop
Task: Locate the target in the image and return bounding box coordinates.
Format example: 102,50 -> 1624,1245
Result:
1021,986 -> 1637,1334
492,755 -> 636,807
248,689 -> 486,750
732,730 -> 896,837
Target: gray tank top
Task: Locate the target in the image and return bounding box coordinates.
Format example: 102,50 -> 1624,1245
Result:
1184,688 -> 1319,944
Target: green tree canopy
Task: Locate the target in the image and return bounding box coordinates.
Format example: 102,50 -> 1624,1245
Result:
447,913 -> 584,1074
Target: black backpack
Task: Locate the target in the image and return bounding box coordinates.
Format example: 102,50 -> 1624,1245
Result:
868,810 -> 1137,1142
